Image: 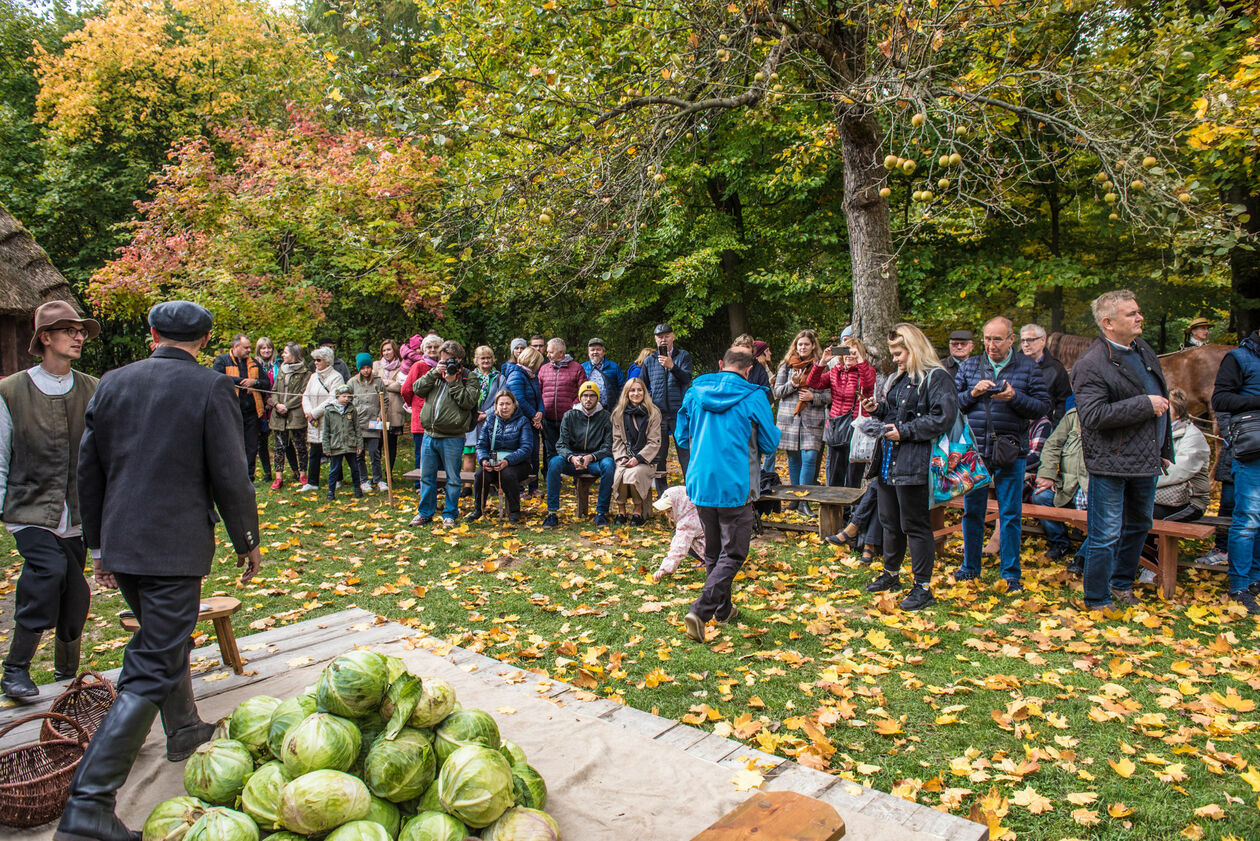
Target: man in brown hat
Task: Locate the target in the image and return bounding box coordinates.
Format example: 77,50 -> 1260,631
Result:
0,300 -> 100,699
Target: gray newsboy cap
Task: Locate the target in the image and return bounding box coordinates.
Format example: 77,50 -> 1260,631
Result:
148,301 -> 214,341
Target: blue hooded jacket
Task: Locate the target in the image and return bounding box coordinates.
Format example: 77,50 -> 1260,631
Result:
475,407 -> 535,466
502,361 -> 542,420
674,371 -> 780,508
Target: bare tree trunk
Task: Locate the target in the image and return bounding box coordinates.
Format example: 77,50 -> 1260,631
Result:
838,108 -> 898,367
1227,187 -> 1260,338
726,300 -> 749,339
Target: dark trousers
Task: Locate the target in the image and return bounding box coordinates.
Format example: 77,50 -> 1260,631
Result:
12,529 -> 90,640
473,462 -> 531,515
273,429 -> 306,478
327,453 -> 363,498
691,503 -> 756,622
242,411 -> 261,480
383,430 -> 401,479
654,412 -> 691,494
876,479 -> 935,585
412,432 -> 425,489
542,418 -> 562,467
307,442 -> 325,486
357,436 -> 383,485
848,483 -> 883,548
113,573 -> 202,704
257,419 -> 272,480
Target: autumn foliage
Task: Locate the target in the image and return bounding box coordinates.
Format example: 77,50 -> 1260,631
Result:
89,107 -> 447,341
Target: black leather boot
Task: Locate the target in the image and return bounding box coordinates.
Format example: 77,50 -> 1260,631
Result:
161,668 -> 214,762
2,627 -> 42,700
54,634 -> 82,682
54,691 -> 158,841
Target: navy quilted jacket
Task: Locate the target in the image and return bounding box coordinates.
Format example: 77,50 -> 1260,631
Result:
954,351 -> 1050,459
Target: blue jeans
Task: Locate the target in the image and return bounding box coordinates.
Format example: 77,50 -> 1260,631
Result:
1083,474 -> 1157,606
1030,486 -> 1071,552
786,449 -> 821,486
546,455 -> 616,515
961,458 -> 1025,582
417,435 -> 465,520
412,432 -> 424,489
1227,458 -> 1260,592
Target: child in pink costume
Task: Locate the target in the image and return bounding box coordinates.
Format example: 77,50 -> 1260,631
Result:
652,485 -> 705,582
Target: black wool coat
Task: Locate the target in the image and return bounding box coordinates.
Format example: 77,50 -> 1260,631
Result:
1070,336 -> 1173,478
78,346 -> 261,577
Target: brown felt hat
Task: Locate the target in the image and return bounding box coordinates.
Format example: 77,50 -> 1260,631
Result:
30,300 -> 100,357
1187,317 -> 1213,330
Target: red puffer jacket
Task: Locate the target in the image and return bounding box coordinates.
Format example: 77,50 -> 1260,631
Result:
538,358 -> 588,422
807,360 -> 877,419
400,358 -> 436,433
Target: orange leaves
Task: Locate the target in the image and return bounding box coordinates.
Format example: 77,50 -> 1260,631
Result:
873,717 -> 904,736
641,668 -> 673,689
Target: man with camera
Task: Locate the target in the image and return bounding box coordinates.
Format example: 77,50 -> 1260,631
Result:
644,323 -> 693,495
953,316 -> 1049,590
408,340 -> 478,527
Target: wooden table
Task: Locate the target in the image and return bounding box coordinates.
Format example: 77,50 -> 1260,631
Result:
119,596 -> 245,675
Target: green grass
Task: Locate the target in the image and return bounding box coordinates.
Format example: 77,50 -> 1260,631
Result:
3,445 -> 1258,841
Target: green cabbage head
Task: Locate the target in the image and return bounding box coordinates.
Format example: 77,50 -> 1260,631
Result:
399,811 -> 466,841
185,808 -> 260,841
239,761 -> 292,830
364,727 -> 436,803
267,695 -> 317,759
433,709 -> 500,764
183,740 -> 255,806
316,650 -> 389,718
229,696 -> 282,759
143,796 -> 208,841
279,769 -> 370,835
436,745 -> 514,828
279,712 -> 361,776
406,678 -> 456,729
325,819 -> 393,841
481,807 -> 561,841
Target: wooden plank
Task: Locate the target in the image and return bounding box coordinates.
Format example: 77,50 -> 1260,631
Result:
759,520 -> 816,534
400,469 -> 475,485
689,791 -> 845,841
762,485 -> 864,505
947,497 -> 1214,539
1158,532 -> 1179,600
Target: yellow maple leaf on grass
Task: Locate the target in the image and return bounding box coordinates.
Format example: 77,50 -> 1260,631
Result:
1108,757 -> 1137,778
1011,785 -> 1053,814
1071,808 -> 1100,826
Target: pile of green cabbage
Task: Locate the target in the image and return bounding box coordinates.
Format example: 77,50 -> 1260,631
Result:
144,650 -> 559,841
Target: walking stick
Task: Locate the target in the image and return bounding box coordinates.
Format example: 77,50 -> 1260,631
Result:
379,391 -> 394,506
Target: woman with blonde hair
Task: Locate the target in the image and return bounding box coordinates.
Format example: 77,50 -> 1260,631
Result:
611,378 -> 662,523
626,347 -> 654,382
860,323 -> 957,611
772,329 -> 830,513
809,335 -> 878,487
504,346 -> 545,496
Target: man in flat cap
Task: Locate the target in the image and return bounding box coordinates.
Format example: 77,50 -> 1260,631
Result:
583,337 -> 625,410
56,300 -> 262,841
644,323 -> 693,495
0,301 -> 99,699
940,329 -> 974,378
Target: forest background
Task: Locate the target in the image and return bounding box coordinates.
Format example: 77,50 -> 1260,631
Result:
1,0 -> 1256,372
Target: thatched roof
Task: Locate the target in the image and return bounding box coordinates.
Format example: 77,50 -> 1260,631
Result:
0,203 -> 79,316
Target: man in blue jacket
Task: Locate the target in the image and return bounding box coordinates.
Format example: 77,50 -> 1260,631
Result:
676,349 -> 780,642
954,316 -> 1050,590
582,338 -> 625,410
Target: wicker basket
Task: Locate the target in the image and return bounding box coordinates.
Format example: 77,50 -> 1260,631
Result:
0,712 -> 89,828
41,671 -> 117,742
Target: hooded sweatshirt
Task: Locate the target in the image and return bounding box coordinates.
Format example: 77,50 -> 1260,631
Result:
674,371 -> 780,508
557,401 -> 613,461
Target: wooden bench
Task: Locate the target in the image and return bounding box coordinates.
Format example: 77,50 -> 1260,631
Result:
945,498 -> 1215,598
120,596 -> 245,675
574,470 -> 667,518
758,485 -> 865,538
401,469 -> 475,487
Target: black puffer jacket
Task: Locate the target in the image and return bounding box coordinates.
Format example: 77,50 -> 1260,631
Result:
1071,336 -> 1173,478
866,367 -> 958,486
954,351 -> 1049,460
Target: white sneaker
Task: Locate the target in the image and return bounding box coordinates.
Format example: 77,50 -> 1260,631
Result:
442,517 -> 455,527
360,482 -> 372,493
298,484 -> 318,492
377,482 -> 388,491
1137,568 -> 1157,585
1196,547 -> 1228,566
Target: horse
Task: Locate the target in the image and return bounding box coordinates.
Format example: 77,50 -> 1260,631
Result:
1049,331 -> 1228,426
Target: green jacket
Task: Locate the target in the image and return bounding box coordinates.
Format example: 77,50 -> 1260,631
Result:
322,403 -> 360,456
558,404 -> 613,461
348,374 -> 384,438
1036,408 -> 1088,508
414,365 -> 479,438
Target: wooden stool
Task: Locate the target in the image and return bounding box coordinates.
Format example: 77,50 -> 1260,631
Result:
119,596 -> 244,675
690,791 -> 844,840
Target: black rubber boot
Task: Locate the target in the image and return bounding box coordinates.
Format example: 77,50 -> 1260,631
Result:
54,635 -> 82,682
2,627 -> 42,700
161,669 -> 214,762
54,691 -> 157,841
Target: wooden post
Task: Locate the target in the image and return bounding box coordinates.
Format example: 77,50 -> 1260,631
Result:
378,391 -> 393,506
